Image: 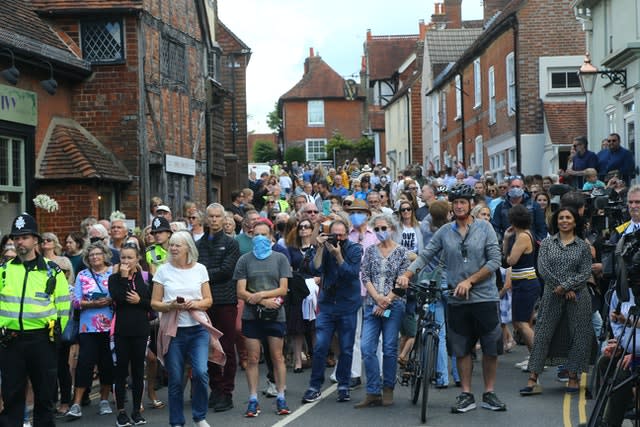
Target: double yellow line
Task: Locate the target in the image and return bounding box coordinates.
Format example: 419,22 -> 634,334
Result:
563,372 -> 588,427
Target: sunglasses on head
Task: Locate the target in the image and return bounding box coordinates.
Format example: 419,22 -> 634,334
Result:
373,226 -> 388,232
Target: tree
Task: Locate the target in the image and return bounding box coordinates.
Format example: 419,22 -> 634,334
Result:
325,131 -> 374,163
253,140 -> 277,162
266,101 -> 282,132
284,146 -> 305,163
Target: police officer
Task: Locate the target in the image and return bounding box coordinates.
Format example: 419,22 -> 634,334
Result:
0,213 -> 70,427
145,216 -> 172,275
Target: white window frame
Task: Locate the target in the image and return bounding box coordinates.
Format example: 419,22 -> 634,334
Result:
474,58 -> 482,108
307,100 -> 324,126
548,68 -> 581,93
441,91 -> 447,129
305,138 -> 327,161
455,75 -> 462,120
489,152 -> 505,182
605,106 -> 616,134
0,135 -> 26,206
456,142 -> 463,163
506,53 -> 516,117
488,66 -> 496,125
475,135 -> 484,171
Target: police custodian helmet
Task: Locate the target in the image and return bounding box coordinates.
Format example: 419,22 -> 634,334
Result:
151,216 -> 172,233
10,213 -> 40,238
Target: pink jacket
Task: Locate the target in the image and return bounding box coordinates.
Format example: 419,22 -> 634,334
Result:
157,309 -> 226,367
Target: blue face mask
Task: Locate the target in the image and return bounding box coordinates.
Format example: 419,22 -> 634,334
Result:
375,230 -> 389,242
350,212 -> 368,228
252,235 -> 272,260
508,187 -> 525,199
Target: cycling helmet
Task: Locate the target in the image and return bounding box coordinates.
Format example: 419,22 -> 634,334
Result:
435,185 -> 448,195
448,184 -> 475,202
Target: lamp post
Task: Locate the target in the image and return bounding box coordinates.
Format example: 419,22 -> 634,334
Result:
577,53 -> 626,94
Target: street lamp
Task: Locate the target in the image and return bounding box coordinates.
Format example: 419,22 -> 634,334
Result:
577,53 -> 626,94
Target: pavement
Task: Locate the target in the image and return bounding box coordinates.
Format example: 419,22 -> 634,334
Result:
63,343 -> 631,427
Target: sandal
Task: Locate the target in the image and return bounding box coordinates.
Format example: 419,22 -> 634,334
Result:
150,399 -> 165,409
566,374 -> 580,394
520,375 -> 542,396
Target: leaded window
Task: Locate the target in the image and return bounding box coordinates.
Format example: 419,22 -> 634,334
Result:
81,19 -> 124,64
161,38 -> 186,84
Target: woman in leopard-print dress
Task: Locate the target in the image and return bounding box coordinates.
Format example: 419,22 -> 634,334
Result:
520,206 -> 592,396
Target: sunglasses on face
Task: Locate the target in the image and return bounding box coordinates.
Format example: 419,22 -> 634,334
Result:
305,210 -> 319,214
373,226 -> 388,232
42,238 -> 54,243
400,207 -> 412,212
343,201 -> 353,207
298,224 -> 312,230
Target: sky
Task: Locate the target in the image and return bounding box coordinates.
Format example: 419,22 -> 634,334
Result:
218,0 -> 484,134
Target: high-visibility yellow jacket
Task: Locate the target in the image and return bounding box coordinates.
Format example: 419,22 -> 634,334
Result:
146,244 -> 168,266
0,255 -> 70,331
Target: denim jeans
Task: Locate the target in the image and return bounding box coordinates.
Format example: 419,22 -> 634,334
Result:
361,301 -> 404,394
433,299 -> 450,386
309,310 -> 358,391
165,325 -> 210,425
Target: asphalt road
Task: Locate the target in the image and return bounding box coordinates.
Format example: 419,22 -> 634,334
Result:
64,344 -> 625,427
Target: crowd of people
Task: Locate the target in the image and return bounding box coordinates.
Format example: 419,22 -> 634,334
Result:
0,133 -> 638,426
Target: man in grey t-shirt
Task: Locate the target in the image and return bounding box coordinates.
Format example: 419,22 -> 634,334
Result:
397,184 -> 505,414
234,221 -> 292,417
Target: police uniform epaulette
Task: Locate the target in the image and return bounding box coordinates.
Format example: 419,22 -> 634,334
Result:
45,259 -> 62,274
146,245 -> 156,252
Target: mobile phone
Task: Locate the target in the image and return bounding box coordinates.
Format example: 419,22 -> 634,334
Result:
176,296 -> 185,303
383,309 -> 391,318
90,292 -> 107,300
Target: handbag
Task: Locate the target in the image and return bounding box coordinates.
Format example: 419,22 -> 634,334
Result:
61,314 -> 79,343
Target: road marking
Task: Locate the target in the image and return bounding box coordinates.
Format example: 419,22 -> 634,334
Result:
578,372 -> 587,424
564,390 -> 572,427
272,383 -> 338,427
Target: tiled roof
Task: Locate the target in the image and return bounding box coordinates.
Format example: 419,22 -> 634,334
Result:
37,117 -> 131,183
0,1 -> 90,73
30,0 -> 142,12
543,102 -> 587,145
425,28 -> 483,64
217,20 -> 251,53
280,56 -> 353,100
366,35 -> 418,81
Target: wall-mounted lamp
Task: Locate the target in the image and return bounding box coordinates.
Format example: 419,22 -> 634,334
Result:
1,48 -> 20,85
577,53 -> 626,94
40,61 -> 58,95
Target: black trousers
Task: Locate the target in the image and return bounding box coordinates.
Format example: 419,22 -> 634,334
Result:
114,335 -> 148,412
0,331 -> 57,427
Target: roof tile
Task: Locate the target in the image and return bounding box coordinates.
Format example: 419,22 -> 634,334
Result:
543,102 -> 587,146
280,55 -> 352,100
366,35 -> 418,81
0,0 -> 69,51
425,28 -> 483,64
38,117 -> 131,182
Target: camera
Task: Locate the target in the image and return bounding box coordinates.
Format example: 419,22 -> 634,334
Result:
326,233 -> 338,246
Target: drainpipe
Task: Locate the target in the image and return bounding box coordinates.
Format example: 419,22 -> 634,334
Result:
513,17 -> 521,173
406,89 -> 412,164
137,13 -> 149,225
459,71 -> 466,170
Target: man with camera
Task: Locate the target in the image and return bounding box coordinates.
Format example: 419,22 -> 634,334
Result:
594,185 -> 640,426
397,184 -> 505,414
302,219 -> 362,404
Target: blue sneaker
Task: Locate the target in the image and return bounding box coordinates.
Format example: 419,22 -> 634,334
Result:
245,399 -> 260,418
276,397 -> 291,415
301,389 -> 321,403
337,389 -> 351,402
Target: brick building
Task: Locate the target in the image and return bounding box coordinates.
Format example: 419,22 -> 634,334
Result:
279,48 -> 365,163
424,0 -> 585,180
0,0 -> 248,235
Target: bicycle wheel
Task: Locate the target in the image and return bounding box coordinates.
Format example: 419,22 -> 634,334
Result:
421,333 -> 437,423
410,330 -> 423,404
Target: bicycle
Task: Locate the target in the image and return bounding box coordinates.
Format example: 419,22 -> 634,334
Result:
399,279 -> 448,424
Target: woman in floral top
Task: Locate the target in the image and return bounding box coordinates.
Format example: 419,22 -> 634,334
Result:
355,213 -> 411,408
65,241 -> 114,419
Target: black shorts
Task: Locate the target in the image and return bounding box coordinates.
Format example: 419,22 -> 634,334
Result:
446,301 -> 503,357
242,319 -> 287,339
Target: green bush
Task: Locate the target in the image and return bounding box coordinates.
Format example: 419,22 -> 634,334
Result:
284,146 -> 305,163
253,140 -> 277,162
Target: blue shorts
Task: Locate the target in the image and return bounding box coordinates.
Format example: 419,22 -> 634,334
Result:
511,278 -> 541,322
242,319 -> 287,339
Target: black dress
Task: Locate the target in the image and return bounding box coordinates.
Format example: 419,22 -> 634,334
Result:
286,246 -> 315,335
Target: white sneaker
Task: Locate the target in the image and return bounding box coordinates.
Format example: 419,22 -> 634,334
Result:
329,373 -> 337,383
23,422 -> 31,427
262,380 -> 278,398
514,357 -> 529,368
194,420 -> 211,427
98,399 -> 112,415
65,403 -> 82,418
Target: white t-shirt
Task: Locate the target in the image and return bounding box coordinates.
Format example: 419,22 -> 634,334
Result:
279,175 -> 292,191
154,262 -> 209,327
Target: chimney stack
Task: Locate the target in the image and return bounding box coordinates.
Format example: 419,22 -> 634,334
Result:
431,2 -> 446,28
309,47 -> 314,57
444,0 -> 462,29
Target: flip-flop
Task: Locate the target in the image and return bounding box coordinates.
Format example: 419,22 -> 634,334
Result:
150,399 -> 165,409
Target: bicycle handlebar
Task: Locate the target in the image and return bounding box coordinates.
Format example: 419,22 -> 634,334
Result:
408,280 -> 453,297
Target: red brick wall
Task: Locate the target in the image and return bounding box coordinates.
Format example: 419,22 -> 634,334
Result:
410,78 -> 423,163
36,183 -> 99,236
283,98 -> 365,146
